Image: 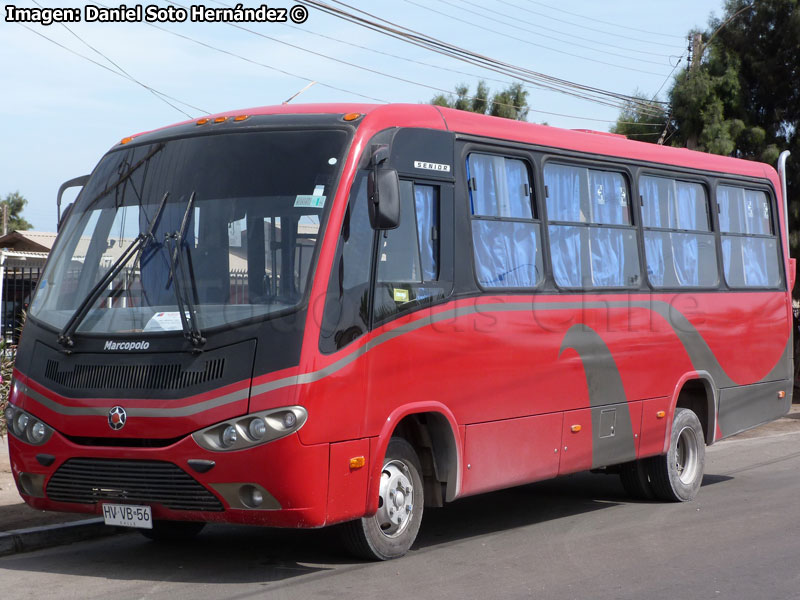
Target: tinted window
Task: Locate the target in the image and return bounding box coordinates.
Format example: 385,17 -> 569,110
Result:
640,175 -> 717,288
544,163 -> 639,288
373,181 -> 447,322
467,154 -> 542,288
717,185 -> 780,288
319,173 -> 373,353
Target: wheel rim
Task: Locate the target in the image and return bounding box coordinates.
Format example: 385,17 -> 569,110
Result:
374,459 -> 415,538
675,425 -> 700,485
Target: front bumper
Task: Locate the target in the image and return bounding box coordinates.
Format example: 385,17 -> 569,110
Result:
7,424 -> 330,528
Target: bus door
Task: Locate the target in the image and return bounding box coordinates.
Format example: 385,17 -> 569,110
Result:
365,177 -> 455,421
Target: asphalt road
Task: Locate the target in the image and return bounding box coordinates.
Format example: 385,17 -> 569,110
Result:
1,429 -> 799,600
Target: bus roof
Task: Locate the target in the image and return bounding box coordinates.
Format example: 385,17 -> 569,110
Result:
133,102 -> 777,183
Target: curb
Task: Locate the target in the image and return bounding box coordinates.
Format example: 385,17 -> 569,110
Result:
0,518 -> 122,557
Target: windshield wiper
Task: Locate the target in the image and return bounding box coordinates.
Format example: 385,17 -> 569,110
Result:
58,191 -> 171,350
165,191 -> 205,349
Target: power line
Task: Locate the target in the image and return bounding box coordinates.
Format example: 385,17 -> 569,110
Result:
279,21 -> 663,126
195,0 -> 641,121
30,0 -> 202,118
300,0 -> 670,119
403,0 -> 672,76
440,0 -> 677,61
496,0 -> 687,47
524,0 -> 688,40
92,1 -> 388,103
16,23 -> 204,119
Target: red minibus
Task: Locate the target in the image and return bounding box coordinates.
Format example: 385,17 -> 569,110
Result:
5,104 -> 793,559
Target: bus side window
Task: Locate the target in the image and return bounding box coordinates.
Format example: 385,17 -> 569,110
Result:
373,181 -> 445,324
718,185 -> 781,288
319,172 -> 374,353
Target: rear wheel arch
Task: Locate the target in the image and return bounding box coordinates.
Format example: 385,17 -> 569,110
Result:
670,371 -> 717,446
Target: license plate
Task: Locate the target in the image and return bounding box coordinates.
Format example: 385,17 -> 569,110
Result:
102,503 -> 153,529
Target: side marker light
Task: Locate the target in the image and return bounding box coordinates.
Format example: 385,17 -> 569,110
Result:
656,411 -> 666,419
570,424 -> 582,433
778,390 -> 786,399
349,456 -> 366,470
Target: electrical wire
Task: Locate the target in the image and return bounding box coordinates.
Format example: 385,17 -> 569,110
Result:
300,0 -> 670,118
16,23 -> 206,118
30,0 -> 202,118
91,0 -> 389,104
278,21 -> 663,126
496,0 -> 688,47
402,0 -> 672,76
437,0 -> 677,61
524,0 -> 689,40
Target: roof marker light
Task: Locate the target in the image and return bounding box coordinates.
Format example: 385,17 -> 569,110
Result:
233,115 -> 249,122
120,136 -> 134,145
343,112 -> 361,121
196,118 -> 210,125
214,116 -> 227,123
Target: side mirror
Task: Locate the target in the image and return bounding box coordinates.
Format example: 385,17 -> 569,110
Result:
57,174 -> 90,231
368,168 -> 400,230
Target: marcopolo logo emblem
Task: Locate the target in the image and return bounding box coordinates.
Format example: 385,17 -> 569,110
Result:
103,340 -> 150,351
108,406 -> 127,431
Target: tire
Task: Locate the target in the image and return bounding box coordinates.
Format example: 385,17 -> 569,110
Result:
139,520 -> 205,542
648,408 -> 705,502
341,437 -> 424,560
619,459 -> 655,500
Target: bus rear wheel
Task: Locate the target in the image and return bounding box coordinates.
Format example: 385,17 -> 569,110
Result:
341,437 -> 424,560
648,408 -> 705,502
139,520 -> 205,542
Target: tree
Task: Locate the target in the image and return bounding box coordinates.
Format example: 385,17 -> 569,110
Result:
666,0 -> 799,248
610,92 -> 669,143
0,192 -> 32,233
430,80 -> 529,121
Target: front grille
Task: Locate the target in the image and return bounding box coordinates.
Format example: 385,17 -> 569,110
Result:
44,358 -> 225,391
46,458 -> 223,511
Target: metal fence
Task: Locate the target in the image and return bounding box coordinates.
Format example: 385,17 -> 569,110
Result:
2,266 -> 42,345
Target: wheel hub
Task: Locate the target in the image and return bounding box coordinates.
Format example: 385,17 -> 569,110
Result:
375,460 -> 414,538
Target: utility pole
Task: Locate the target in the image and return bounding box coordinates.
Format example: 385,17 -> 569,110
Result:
685,32 -> 703,150
2,203 -> 7,236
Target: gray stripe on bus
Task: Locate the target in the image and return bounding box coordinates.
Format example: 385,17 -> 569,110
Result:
559,324 -> 636,467
253,299 -> 784,398
21,383 -> 250,418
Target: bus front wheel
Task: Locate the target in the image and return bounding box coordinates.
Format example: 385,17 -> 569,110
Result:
342,437 -> 424,560
648,408 -> 705,502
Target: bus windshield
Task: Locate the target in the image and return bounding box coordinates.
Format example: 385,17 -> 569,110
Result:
30,128 -> 347,335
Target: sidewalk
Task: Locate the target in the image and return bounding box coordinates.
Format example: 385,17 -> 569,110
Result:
0,437 -> 89,532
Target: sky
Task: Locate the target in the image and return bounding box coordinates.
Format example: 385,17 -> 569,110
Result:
0,0 -> 725,231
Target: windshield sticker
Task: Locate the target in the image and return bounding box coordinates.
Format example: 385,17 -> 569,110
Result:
294,195 -> 326,208
393,288 -> 410,303
414,160 -> 450,172
144,311 -> 190,332
313,185 -> 325,196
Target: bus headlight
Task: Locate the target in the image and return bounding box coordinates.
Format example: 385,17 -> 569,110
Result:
248,418 -> 267,440
4,405 -> 54,446
193,406 -> 307,452
29,421 -> 47,444
220,425 -> 238,448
